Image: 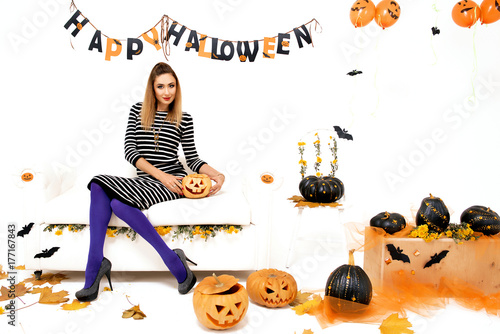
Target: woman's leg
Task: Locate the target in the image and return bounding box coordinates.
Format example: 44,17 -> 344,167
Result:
109,198 -> 187,283
83,182 -> 113,288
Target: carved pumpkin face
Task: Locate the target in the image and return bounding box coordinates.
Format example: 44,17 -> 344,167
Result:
182,174 -> 211,198
452,0 -> 481,27
375,0 -> 401,29
246,269 -> 297,308
193,274 -> 249,330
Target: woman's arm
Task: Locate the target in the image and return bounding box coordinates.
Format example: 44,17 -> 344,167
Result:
199,164 -> 225,196
136,157 -> 183,195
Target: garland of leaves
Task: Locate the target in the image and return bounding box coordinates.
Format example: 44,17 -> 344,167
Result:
43,224 -> 243,242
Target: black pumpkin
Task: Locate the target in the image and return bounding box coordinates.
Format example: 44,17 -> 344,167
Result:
460,205 -> 500,236
325,249 -> 372,311
415,194 -> 450,232
298,175 -> 344,203
370,211 -> 406,234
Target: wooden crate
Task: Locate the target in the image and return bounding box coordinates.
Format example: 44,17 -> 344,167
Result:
363,227 -> 500,294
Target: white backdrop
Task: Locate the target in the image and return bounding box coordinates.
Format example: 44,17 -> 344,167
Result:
2,0 -> 500,228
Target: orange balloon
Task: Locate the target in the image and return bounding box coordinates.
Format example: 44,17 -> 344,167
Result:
480,0 -> 500,24
349,0 -> 376,28
374,0 -> 401,29
452,0 -> 481,27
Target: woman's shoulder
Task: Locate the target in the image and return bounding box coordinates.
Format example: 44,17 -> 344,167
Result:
181,111 -> 194,123
128,102 -> 143,117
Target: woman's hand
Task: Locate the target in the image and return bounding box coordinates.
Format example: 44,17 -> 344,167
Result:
157,172 -> 184,195
209,173 -> 225,196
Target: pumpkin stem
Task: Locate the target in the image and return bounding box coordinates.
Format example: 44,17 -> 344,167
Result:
383,212 -> 390,220
429,193 -> 434,198
487,207 -> 491,212
212,273 -> 224,288
348,249 -> 355,266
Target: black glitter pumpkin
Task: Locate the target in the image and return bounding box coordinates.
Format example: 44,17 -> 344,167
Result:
370,211 -> 406,234
325,250 -> 372,310
298,175 -> 344,203
460,205 -> 500,236
415,194 -> 450,232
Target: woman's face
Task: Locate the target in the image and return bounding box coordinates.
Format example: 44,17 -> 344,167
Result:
154,73 -> 177,111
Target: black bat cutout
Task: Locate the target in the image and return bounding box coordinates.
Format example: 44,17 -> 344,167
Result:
17,222 -> 34,238
34,247 -> 60,259
431,27 -> 440,35
424,250 -> 449,268
333,126 -> 354,141
386,244 -> 411,263
347,69 -> 363,76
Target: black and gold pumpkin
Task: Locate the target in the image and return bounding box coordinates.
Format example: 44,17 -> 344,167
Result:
325,249 -> 372,312
298,175 -> 344,203
460,205 -> 500,236
370,211 -> 406,234
415,194 -> 450,233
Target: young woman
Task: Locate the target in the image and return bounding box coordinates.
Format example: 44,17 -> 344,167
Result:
76,62 -> 225,302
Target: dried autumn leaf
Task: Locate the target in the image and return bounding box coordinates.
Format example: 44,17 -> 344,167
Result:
289,290 -> 314,307
288,196 -> 342,208
22,272 -> 68,286
15,265 -> 25,270
303,330 -> 314,334
0,265 -> 7,280
292,295 -> 322,316
103,287 -> 111,292
379,313 -> 414,334
122,305 -> 146,320
0,283 -> 30,301
37,286 -> 70,304
61,299 -> 90,311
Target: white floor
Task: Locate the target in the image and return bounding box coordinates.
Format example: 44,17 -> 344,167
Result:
3,256 -> 500,334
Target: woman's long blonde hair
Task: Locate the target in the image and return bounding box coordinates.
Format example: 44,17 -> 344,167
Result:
141,62 -> 183,130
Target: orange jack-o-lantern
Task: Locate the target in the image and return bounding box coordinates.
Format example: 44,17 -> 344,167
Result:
349,0 -> 376,28
452,0 -> 481,27
182,174 -> 212,198
193,274 -> 249,330
375,0 -> 401,29
260,173 -> 274,184
21,172 -> 34,182
246,269 -> 297,308
480,0 -> 500,24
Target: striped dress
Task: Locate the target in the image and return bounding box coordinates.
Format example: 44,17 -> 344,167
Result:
88,102 -> 207,210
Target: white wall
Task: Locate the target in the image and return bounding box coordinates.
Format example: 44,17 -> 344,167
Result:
2,0 -> 500,229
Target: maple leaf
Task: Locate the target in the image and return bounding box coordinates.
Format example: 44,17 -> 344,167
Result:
0,265 -> 7,280
34,286 -> 69,304
22,272 -> 68,286
292,295 -> 322,316
61,299 -> 90,311
289,290 -> 314,307
122,304 -> 147,320
379,313 -> 414,334
0,283 -> 30,301
15,265 -> 25,270
303,330 -> 314,334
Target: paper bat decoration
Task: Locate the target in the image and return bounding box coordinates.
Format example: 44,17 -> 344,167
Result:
347,69 -> 363,76
17,222 -> 34,237
431,27 -> 440,35
424,250 -> 449,268
333,126 -> 354,141
34,247 -> 60,259
386,244 -> 411,263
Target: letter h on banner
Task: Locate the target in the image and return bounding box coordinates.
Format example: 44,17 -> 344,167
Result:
64,10 -> 89,37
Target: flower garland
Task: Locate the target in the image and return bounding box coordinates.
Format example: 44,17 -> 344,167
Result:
409,222 -> 478,243
298,130 -> 339,179
43,224 -> 243,242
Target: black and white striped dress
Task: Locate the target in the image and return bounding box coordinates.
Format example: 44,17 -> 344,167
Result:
88,102 -> 207,210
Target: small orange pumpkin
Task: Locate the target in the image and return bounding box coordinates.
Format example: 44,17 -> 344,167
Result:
182,173 -> 212,198
246,269 -> 297,308
193,274 -> 249,330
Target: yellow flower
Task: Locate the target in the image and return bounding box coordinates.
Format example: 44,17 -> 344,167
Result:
0,306 -> 4,315
316,157 -> 322,163
68,225 -> 73,231
314,133 -> 318,136
299,159 -> 307,166
106,229 -> 116,237
446,230 -> 452,237
200,235 -> 206,239
315,172 -> 322,177
298,142 -> 306,146
332,159 -> 337,164
313,140 -> 320,145
55,230 -> 63,236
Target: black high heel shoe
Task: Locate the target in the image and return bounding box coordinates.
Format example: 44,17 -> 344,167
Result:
173,249 -> 197,294
76,257 -> 113,302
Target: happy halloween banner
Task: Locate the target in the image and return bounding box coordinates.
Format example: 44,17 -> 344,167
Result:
64,5 -> 321,62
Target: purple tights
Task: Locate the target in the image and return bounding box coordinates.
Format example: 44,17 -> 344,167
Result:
83,182 -> 187,288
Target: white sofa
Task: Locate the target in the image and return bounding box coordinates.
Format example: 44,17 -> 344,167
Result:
23,161 -> 272,273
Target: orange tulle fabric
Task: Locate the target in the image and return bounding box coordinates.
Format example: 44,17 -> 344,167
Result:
306,222 -> 500,328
